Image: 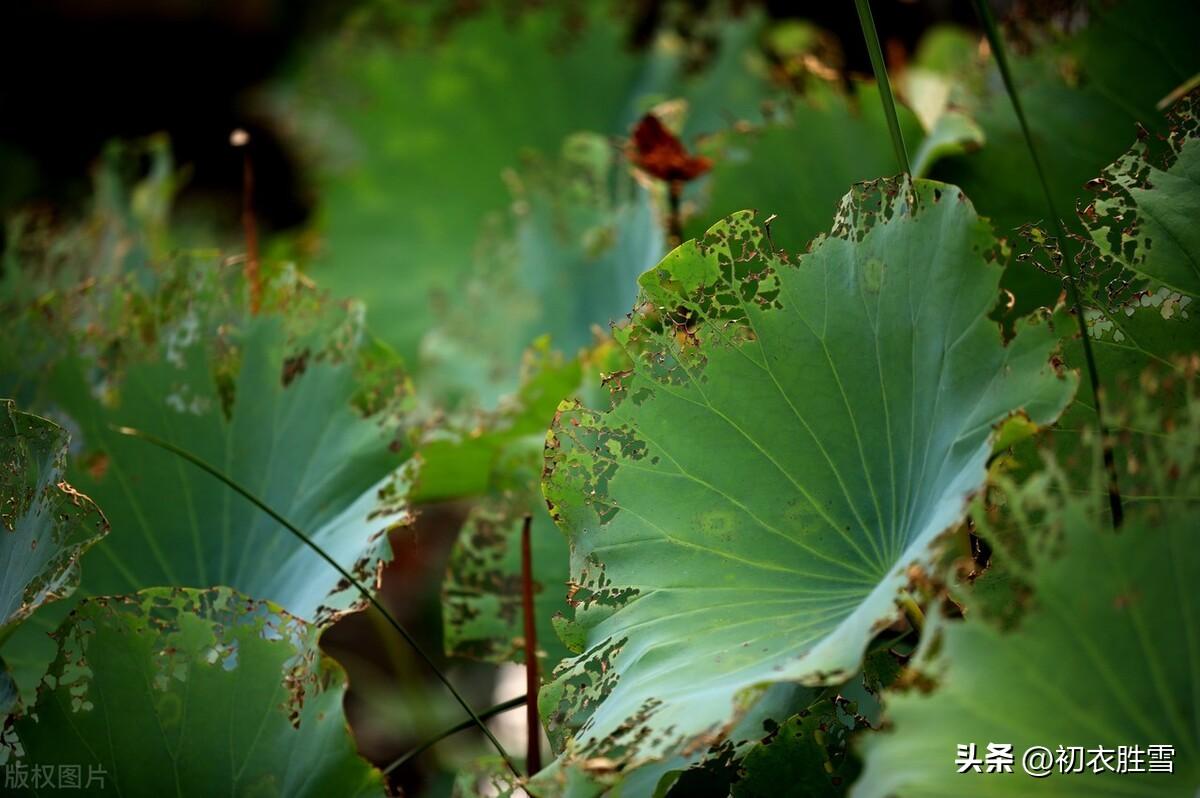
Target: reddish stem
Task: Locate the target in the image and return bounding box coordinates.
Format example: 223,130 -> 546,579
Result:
238,134 -> 262,314
520,514 -> 542,775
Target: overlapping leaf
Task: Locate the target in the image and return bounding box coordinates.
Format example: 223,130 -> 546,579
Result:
535,177 -> 1076,793
6,587 -> 385,796
856,423 -> 1200,797
413,130 -> 662,504
687,82 -> 926,256
0,402 -> 108,635
418,132 -> 663,411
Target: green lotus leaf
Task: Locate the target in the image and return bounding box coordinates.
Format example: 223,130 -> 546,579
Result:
730,697 -> 865,798
442,492 -> 571,667
0,402 -> 108,636
855,464 -> 1200,796
6,587 -> 385,797
1081,89 -> 1200,297
535,177 -> 1077,793
4,264 -> 414,700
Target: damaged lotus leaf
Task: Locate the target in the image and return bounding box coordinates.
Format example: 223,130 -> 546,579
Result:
7,587 -> 385,796
855,467 -> 1200,797
1030,91 -> 1200,466
1080,88 -> 1200,297
940,0 -> 1200,312
536,177 -> 1076,792
4,270 -> 414,698
0,401 -> 108,635
442,493 -> 571,666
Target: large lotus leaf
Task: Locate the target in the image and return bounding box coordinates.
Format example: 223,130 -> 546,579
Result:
3,270 -> 414,700
6,587 -> 385,796
534,177 -> 1076,793
0,402 -> 108,636
935,0 -> 1200,312
273,6 -> 769,359
58,310 -> 411,621
854,470 -> 1199,797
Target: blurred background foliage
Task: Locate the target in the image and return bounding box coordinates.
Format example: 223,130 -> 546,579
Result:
2,0 -> 1197,795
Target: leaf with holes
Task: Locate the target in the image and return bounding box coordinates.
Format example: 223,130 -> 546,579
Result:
4,267 -> 415,699
1081,89 -> 1200,297
855,458 -> 1200,797
0,401 -> 108,637
6,587 -> 385,796
534,177 -> 1076,793
938,0 -> 1200,313
442,492 -> 571,667
1032,90 -> 1200,486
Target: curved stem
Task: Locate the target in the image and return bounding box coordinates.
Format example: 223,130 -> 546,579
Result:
969,0 -> 1124,528
383,694 -> 527,775
114,425 -> 520,777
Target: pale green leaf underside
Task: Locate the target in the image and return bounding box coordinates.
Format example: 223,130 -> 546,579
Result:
0,401 -> 108,634
61,315 -> 411,622
537,178 -> 1076,792
5,303 -> 414,700
9,587 -> 385,797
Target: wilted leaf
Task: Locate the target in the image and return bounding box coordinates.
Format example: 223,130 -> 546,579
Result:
628,114 -> 712,184
0,401 -> 108,635
534,177 -> 1076,792
7,587 -> 386,796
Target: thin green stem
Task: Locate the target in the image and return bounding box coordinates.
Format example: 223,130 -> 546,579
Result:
383,694 -> 527,775
853,0 -> 911,174
114,425 -> 520,777
969,0 -> 1124,528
